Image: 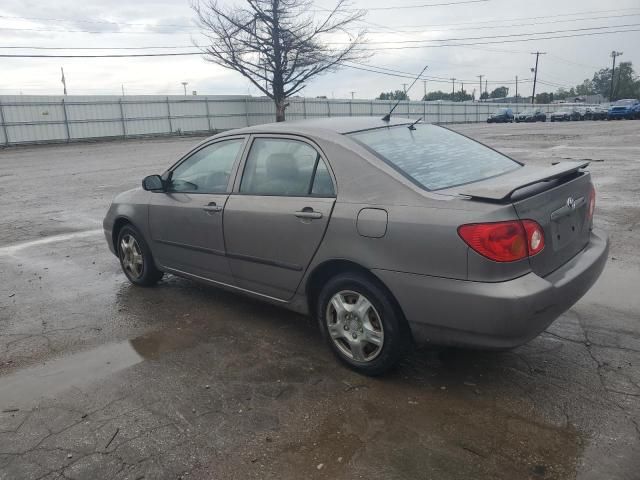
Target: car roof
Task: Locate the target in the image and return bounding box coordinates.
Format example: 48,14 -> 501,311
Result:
219,116 -> 414,136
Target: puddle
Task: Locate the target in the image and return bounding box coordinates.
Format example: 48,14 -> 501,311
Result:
0,341 -> 142,410
0,326 -> 203,410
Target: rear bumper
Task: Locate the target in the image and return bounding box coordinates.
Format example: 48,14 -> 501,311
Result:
373,229 -> 609,349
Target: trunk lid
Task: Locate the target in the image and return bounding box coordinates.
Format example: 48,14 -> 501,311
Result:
447,161 -> 592,277
511,172 -> 592,276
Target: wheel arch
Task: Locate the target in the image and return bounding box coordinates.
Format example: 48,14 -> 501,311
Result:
112,216 -> 134,254
304,259 -> 408,329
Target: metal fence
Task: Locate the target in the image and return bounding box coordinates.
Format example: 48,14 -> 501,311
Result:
0,95 -> 588,147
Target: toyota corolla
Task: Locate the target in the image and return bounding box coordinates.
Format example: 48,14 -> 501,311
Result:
104,117 -> 608,375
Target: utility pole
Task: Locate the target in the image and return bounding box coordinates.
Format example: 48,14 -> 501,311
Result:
450,78 -> 456,98
423,80 -> 427,99
402,83 -> 408,93
181,81 -> 188,96
350,91 -> 355,100
610,51 -> 623,101
530,51 -> 546,104
121,84 -> 125,96
477,75 -> 483,102
485,79 -> 488,99
60,67 -> 67,96
461,82 -> 464,95
515,76 -> 518,103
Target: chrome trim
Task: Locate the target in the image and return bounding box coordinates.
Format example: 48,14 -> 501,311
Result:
161,265 -> 289,303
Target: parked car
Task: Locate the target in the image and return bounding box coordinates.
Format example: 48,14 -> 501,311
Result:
550,108 -> 581,122
515,109 -> 546,123
487,108 -> 514,123
584,106 -> 608,121
632,102 -> 640,119
104,117 -> 608,375
607,99 -> 640,120
550,109 -> 571,122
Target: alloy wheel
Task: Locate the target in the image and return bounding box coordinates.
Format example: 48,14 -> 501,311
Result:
120,234 -> 144,279
326,290 -> 384,362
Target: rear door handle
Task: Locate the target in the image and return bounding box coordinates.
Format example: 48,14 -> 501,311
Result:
295,208 -> 323,219
203,202 -> 223,213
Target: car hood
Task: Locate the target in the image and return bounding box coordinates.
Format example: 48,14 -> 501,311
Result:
113,187 -> 145,204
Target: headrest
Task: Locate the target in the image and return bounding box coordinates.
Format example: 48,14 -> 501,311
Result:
266,153 -> 299,180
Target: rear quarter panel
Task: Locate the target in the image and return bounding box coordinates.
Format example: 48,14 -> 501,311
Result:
305,197 -> 531,284
299,130 -> 534,288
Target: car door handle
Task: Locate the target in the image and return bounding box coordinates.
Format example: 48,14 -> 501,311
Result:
295,209 -> 323,220
203,202 -> 223,213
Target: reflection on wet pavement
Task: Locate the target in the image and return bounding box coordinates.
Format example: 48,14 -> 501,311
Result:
0,341 -> 143,410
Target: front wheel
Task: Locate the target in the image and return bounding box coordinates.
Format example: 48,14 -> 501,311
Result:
317,272 -> 410,376
117,225 -> 164,286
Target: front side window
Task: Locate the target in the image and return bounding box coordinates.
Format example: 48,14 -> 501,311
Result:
349,124 -> 520,191
169,139 -> 243,194
240,138 -> 334,196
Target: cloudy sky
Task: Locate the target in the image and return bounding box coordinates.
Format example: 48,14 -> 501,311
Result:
1,0 -> 639,99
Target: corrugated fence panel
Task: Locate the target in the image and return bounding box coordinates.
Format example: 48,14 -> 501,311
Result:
304,100 -> 330,117
247,99 -> 275,125
0,95 -> 598,146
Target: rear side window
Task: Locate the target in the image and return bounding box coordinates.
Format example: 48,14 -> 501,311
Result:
349,124 -> 520,191
240,138 -> 334,196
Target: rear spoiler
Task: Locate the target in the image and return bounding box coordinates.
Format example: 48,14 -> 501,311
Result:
446,161 -> 589,201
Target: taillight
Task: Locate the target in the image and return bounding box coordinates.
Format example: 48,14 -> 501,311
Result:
522,220 -> 545,256
458,220 -> 545,262
587,184 -> 596,222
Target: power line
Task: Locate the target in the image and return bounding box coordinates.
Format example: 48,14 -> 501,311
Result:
357,6 -> 640,31
313,0 -> 489,12
4,22 -> 637,51
364,12 -> 640,34
2,27 -> 638,57
0,52 -> 203,58
0,45 -> 197,50
346,60 -> 531,84
3,5 -> 635,32
325,23 -> 640,45
350,28 -> 640,50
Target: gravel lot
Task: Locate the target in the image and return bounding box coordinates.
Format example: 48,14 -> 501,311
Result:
1,121 -> 639,480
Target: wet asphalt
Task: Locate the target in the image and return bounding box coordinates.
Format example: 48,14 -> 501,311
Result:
0,121 -> 639,480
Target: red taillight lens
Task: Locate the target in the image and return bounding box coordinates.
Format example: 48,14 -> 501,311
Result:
458,220 -> 545,262
587,184 -> 596,221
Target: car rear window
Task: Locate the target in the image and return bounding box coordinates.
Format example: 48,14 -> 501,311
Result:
348,124 -> 520,191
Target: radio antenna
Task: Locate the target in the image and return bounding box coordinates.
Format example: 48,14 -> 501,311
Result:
382,64 -> 428,122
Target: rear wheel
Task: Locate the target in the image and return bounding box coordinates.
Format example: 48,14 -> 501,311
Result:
117,225 -> 163,286
317,272 -> 410,376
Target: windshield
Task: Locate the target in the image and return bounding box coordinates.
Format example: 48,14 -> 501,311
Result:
614,99 -> 636,106
521,109 -> 534,115
495,108 -> 509,114
348,124 -> 520,191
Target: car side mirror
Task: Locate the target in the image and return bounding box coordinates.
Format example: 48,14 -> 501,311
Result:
142,174 -> 165,192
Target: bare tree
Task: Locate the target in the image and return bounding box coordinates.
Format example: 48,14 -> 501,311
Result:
192,0 -> 367,121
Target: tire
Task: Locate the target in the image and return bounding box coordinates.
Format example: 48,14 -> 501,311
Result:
316,272 -> 410,376
117,224 -> 164,286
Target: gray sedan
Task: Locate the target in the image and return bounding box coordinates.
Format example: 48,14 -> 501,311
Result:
103,117 -> 608,375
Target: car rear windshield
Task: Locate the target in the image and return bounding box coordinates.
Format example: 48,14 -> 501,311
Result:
348,124 -> 520,191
